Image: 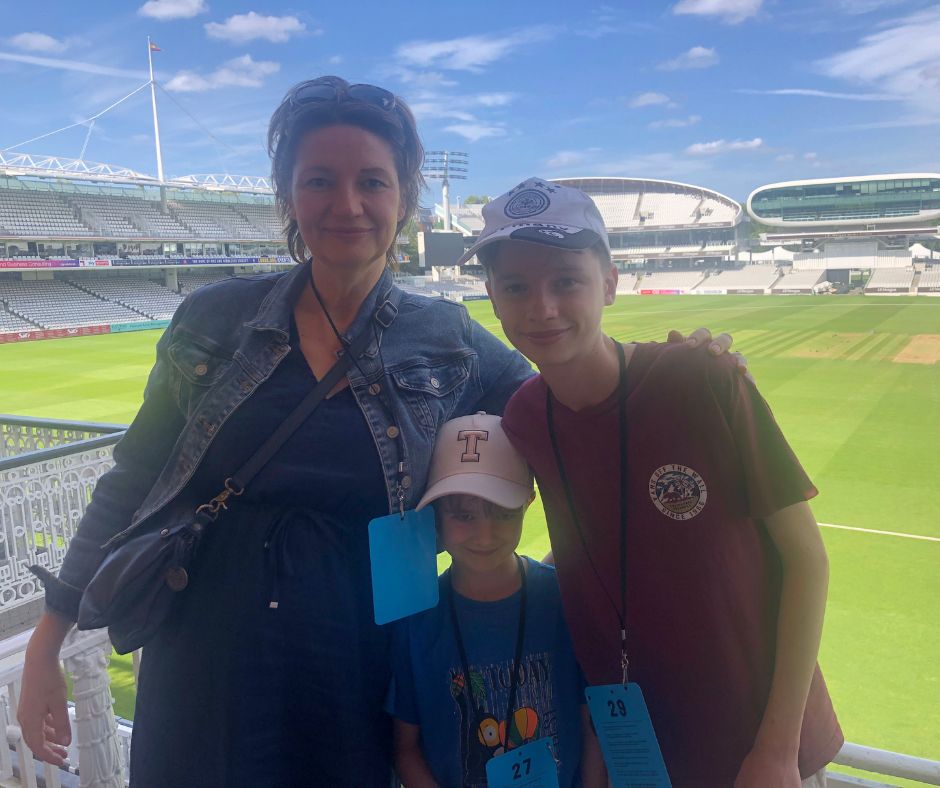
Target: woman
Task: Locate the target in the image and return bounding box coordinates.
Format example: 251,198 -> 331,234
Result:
18,76 -> 733,785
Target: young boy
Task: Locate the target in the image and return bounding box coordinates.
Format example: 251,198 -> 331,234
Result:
457,178 -> 843,787
387,412 -> 604,788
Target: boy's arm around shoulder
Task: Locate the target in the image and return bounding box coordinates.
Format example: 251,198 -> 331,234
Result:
734,500 -> 830,788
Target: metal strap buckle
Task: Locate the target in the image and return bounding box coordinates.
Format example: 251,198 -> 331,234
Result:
195,476 -> 245,519
374,299 -> 399,328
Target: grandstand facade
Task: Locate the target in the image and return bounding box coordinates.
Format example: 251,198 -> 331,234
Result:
744,174 -> 940,293
748,174 -> 940,229
0,175 -> 287,260
552,177 -> 742,266
0,159 -> 298,343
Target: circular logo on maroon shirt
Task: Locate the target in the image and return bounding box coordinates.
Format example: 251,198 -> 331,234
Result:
648,464 -> 707,520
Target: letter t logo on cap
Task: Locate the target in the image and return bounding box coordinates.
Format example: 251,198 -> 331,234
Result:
457,430 -> 489,462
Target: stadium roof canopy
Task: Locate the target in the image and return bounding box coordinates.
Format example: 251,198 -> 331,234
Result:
553,176 -> 742,230
0,150 -> 273,195
747,173 -> 940,229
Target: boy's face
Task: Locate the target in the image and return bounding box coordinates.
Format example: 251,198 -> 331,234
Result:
485,241 -> 617,370
438,495 -> 525,575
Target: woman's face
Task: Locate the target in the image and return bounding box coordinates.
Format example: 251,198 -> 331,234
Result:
289,124 -> 405,272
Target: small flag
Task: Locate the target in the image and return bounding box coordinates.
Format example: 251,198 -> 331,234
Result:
149,41 -> 161,52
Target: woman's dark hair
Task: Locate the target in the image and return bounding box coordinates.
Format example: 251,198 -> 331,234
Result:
267,75 -> 425,265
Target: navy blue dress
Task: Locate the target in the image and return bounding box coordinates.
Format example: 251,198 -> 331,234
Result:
130,323 -> 393,787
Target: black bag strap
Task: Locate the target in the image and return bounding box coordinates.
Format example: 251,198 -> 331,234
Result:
196,285 -> 402,519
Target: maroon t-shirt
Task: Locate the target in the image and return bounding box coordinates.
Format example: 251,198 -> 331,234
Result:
502,342 -> 842,786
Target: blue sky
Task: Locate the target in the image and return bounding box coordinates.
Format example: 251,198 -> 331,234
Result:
2,0 -> 939,203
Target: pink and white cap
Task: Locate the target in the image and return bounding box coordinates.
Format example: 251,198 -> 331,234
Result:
416,412 -> 534,511
456,177 -> 610,266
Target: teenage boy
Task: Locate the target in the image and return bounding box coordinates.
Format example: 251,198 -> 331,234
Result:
387,412 -> 605,788
457,178 -> 843,788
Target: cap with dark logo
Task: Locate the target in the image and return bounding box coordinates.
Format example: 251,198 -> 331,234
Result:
456,177 -> 610,266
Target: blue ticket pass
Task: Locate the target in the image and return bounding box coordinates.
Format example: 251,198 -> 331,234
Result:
585,684 -> 672,788
485,738 -> 560,788
368,508 -> 439,625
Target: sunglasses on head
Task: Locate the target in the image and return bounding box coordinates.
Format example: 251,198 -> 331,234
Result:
288,82 -> 397,112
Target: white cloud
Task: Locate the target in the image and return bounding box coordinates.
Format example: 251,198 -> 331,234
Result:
9,32 -> 68,53
817,6 -> 940,111
775,153 -> 795,162
396,26 -> 556,72
673,0 -> 762,23
328,55 -> 343,65
409,102 -> 475,122
629,92 -> 674,108
804,152 -> 818,160
205,12 -> 306,44
686,137 -> 763,155
738,87 -> 899,101
443,123 -> 505,142
165,55 -> 279,92
381,65 -> 458,90
475,93 -> 514,107
138,0 -> 207,20
0,51 -> 146,79
409,92 -> 515,122
649,114 -> 702,129
658,46 -> 719,71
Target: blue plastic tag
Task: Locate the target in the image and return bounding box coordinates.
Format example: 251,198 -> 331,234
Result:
585,683 -> 672,788
485,738 -> 560,788
368,508 -> 439,625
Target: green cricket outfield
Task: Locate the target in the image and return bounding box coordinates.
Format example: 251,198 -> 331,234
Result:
1,294 -> 937,775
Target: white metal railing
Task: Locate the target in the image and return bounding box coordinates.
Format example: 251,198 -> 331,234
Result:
0,417 -> 123,618
0,416 -> 124,461
828,743 -> 940,787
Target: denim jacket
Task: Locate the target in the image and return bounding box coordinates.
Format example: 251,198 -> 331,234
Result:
46,264 -> 533,620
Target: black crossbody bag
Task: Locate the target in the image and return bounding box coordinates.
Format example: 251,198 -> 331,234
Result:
69,290 -> 400,654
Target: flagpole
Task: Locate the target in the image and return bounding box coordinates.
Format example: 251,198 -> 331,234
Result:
147,36 -> 165,184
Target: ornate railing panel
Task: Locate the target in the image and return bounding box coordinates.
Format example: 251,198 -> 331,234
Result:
0,418 -> 125,614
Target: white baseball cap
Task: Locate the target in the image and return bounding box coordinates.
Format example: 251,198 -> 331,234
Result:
456,177 -> 610,266
417,412 -> 534,511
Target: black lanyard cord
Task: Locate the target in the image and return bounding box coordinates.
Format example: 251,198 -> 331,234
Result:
447,554 -> 527,743
546,338 -> 630,684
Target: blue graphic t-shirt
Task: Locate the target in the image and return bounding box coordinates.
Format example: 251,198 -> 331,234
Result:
388,557 -> 585,788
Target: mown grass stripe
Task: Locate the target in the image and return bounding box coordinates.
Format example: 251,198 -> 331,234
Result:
863,333 -> 912,363
749,329 -> 815,358
844,332 -> 896,362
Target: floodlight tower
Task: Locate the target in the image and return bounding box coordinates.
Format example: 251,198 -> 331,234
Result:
422,151 -> 468,231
